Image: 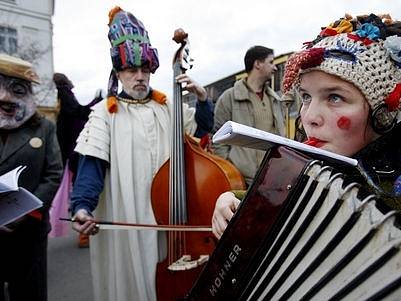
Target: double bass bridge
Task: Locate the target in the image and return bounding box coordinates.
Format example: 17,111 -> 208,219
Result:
168,255 -> 209,271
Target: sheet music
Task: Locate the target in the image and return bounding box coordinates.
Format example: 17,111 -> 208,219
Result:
0,165 -> 26,193
0,166 -> 43,226
212,121 -> 358,166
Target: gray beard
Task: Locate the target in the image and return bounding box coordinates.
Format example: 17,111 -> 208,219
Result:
0,98 -> 36,129
124,87 -> 150,100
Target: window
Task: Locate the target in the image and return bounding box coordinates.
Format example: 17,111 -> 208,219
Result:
272,63 -> 285,93
0,26 -> 18,54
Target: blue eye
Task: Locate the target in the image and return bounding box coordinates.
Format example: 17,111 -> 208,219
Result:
300,93 -> 312,104
328,94 -> 343,103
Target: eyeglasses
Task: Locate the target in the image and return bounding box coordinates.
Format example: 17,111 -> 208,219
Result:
0,74 -> 31,98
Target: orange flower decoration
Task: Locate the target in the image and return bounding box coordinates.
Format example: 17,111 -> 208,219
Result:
108,6 -> 123,25
151,89 -> 167,104
107,96 -> 118,113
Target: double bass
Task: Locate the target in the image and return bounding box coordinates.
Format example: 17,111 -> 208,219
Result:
151,29 -> 245,300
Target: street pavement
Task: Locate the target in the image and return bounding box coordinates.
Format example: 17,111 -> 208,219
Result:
48,232 -> 93,301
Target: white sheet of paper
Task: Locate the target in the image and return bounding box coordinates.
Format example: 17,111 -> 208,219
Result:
0,165 -> 26,193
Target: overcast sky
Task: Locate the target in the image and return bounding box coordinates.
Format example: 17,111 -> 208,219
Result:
53,0 -> 401,105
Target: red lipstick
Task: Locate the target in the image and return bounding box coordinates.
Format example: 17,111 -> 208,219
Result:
303,137 -> 326,148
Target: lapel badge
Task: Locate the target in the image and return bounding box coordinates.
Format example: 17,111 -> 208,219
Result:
29,137 -> 43,148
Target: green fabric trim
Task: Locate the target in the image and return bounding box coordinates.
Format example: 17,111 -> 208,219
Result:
133,43 -> 141,66
111,34 -> 149,47
231,190 -> 246,201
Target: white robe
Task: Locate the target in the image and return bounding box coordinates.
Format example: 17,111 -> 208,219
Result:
75,98 -> 197,301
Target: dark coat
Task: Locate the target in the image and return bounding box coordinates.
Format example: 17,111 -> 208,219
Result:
56,85 -> 85,166
0,114 -> 62,300
0,114 -> 63,228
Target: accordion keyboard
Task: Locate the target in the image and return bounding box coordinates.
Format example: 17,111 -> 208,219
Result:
245,161 -> 401,301
187,146 -> 401,301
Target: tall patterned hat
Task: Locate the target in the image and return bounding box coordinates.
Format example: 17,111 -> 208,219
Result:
283,14 -> 401,133
106,6 -> 160,112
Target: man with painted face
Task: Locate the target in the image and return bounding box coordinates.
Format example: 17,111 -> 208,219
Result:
70,7 -> 214,301
0,54 -> 63,301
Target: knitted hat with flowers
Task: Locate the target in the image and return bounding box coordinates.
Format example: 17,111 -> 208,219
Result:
106,6 -> 161,113
283,13 -> 401,133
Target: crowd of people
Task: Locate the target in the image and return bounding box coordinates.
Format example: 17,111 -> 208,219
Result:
0,6 -> 400,301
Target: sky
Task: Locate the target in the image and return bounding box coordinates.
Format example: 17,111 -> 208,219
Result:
53,0 -> 401,105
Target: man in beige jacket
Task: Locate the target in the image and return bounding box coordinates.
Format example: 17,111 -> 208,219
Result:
213,46 -> 285,185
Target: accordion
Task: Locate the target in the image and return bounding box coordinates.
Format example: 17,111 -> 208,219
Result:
187,146 -> 401,300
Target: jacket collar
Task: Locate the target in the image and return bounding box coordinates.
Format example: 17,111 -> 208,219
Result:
233,78 -> 280,102
0,126 -> 35,165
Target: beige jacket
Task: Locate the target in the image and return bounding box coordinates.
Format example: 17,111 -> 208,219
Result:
213,78 -> 285,185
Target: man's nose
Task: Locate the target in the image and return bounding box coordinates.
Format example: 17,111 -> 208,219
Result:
0,87 -> 11,101
136,68 -> 147,80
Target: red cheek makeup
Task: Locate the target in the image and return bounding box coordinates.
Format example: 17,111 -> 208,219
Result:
337,116 -> 351,130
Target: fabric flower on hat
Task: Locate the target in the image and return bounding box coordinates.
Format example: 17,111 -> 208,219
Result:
355,23 -> 381,40
348,23 -> 380,46
319,28 -> 338,38
319,19 -> 353,38
320,19 -> 354,37
384,35 -> 401,66
357,14 -> 387,37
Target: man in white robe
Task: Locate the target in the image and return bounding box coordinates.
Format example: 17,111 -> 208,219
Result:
70,7 -> 213,301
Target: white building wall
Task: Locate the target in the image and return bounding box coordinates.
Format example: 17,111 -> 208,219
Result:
0,0 -> 55,105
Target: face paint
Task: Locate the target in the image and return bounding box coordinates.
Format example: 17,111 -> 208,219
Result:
299,71 -> 376,157
337,116 -> 351,130
0,75 -> 36,129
